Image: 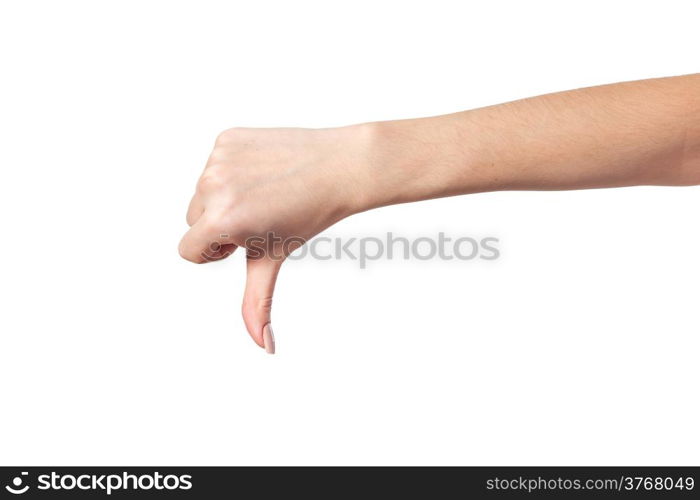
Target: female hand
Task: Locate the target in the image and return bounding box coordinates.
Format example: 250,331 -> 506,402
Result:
178,125 -> 372,353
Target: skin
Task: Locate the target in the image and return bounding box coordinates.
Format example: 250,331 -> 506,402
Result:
179,74 -> 700,353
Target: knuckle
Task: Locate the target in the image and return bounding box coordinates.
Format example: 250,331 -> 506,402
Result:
215,128 -> 240,146
242,296 -> 273,315
206,149 -> 226,164
197,171 -> 224,192
257,296 -> 273,312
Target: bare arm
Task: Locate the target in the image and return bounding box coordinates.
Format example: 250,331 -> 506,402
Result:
358,74 -> 700,211
179,74 -> 700,353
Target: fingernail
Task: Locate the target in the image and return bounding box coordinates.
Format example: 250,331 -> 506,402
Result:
263,323 -> 275,354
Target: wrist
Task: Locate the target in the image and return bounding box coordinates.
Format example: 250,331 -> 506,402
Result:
344,114 -> 496,214
328,121 -> 385,217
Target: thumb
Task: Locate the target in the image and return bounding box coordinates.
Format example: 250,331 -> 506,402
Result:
242,252 -> 282,354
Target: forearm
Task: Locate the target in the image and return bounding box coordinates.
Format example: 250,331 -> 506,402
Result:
354,74 -> 700,212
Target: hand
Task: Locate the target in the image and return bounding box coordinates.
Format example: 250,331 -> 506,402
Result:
179,125 -> 372,353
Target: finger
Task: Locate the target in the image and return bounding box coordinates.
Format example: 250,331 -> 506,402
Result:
187,154 -> 222,227
178,215 -> 237,263
242,253 -> 282,354
186,194 -> 205,226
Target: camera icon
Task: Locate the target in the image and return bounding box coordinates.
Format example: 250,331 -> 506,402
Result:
5,472 -> 29,495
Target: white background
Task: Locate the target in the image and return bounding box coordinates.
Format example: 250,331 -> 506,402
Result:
1,0 -> 698,465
